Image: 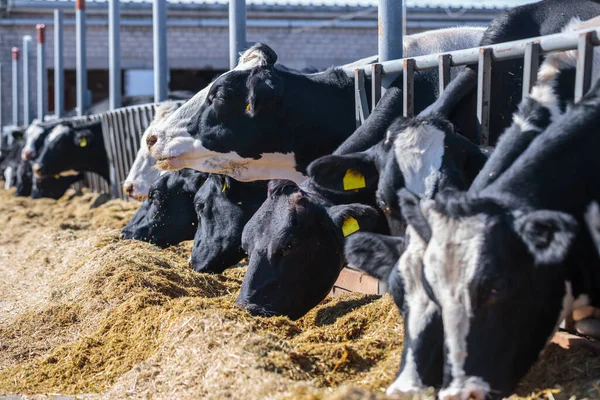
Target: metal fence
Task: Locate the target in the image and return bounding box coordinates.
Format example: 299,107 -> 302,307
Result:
349,25 -> 600,145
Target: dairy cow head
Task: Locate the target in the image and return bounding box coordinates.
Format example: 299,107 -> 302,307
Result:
121,169 -> 208,247
401,190 -> 582,399
236,180 -> 381,320
190,175 -> 268,274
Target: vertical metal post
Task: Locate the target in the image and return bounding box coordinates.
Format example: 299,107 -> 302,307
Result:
522,42 -> 540,98
229,0 -> 247,69
22,35 -> 31,124
0,64 -> 3,130
477,48 -> 492,146
76,0 -> 87,116
575,31 -> 594,103
371,63 -> 382,111
153,0 -> 168,102
378,0 -> 403,89
54,10 -> 64,118
354,69 -> 370,127
403,58 -> 415,118
12,48 -> 19,126
37,24 -> 47,121
438,54 -> 451,95
109,0 -> 121,109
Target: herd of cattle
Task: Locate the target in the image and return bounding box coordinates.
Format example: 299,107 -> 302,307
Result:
2,0 -> 600,398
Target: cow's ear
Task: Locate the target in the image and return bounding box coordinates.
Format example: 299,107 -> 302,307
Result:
327,203 -> 381,238
184,171 -> 208,193
345,232 -> 403,280
308,152 -> 378,194
514,210 -> 579,265
585,201 -> 600,258
246,67 -> 283,116
73,129 -> 93,148
398,188 -> 431,242
238,43 -> 278,68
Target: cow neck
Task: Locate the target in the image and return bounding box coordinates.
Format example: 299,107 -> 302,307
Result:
278,69 -> 357,157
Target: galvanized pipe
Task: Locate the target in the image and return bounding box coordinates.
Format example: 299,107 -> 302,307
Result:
11,48 -> 19,126
229,0 -> 246,69
22,35 -> 31,124
109,0 -> 121,109
378,0 -> 403,88
153,0 -> 168,102
346,26 -> 600,77
76,0 -> 87,117
54,10 -> 64,118
37,24 -> 47,121
0,64 -> 3,130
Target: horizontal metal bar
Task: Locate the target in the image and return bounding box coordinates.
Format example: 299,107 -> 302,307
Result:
345,26 -> 600,78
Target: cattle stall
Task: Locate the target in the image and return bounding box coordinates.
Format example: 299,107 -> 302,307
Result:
331,24 -> 600,296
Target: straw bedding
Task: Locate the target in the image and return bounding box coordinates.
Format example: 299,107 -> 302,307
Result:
0,189 -> 598,399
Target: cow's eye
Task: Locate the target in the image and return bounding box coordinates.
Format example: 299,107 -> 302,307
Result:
279,240 -> 296,257
483,279 -> 508,306
196,202 -> 205,214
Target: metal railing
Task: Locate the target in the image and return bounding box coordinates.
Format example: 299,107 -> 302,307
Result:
348,26 -> 600,145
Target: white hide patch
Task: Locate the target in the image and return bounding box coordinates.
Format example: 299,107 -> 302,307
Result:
386,225 -> 439,395
394,124 -> 445,199
22,123 -> 44,159
46,124 -> 70,144
4,166 -> 14,190
421,210 -> 486,398
438,376 -> 491,400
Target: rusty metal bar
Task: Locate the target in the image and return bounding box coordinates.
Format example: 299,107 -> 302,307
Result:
403,58 -> 415,118
522,41 -> 540,97
575,31 -> 594,103
477,47 -> 492,145
438,54 -> 451,94
371,63 -> 382,111
36,24 -> 47,120
354,69 -> 370,127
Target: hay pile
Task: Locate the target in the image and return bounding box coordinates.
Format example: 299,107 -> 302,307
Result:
0,189 -> 598,399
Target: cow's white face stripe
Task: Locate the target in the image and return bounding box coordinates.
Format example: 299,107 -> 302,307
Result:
394,124 -> 445,199
422,210 -> 486,396
22,124 -> 44,158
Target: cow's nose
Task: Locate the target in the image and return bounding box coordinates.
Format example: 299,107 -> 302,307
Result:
146,134 -> 158,149
22,149 -> 34,160
123,182 -> 135,198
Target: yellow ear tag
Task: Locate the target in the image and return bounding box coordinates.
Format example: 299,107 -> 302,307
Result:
222,181 -> 227,193
54,174 -> 60,179
79,137 -> 87,147
343,169 -> 366,191
246,103 -> 251,112
342,216 -> 360,237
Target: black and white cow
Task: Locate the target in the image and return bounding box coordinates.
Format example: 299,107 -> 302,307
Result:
398,76 -> 600,400
121,169 -> 208,248
237,179 -> 384,320
190,175 -> 268,274
32,120 -> 109,183
401,0 -> 600,148
147,27 -> 485,182
123,102 -> 181,200
21,119 -> 71,161
1,127 -> 26,190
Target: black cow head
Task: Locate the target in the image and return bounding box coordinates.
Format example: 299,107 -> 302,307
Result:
401,189 -> 581,399
190,175 -> 268,274
236,180 -> 381,320
121,169 -> 208,248
33,121 -> 106,180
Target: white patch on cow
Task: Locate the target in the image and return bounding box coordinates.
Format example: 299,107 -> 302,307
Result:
439,376 -> 490,400
386,226 -> 439,395
421,209 -> 486,399
124,102 -> 178,199
387,350 -> 424,395
4,166 -> 13,190
403,27 -> 485,58
394,124 -> 445,199
46,124 -> 70,144
22,122 -> 44,160
546,281 -> 575,349
512,114 -> 540,133
156,142 -> 306,183
573,294 -> 591,309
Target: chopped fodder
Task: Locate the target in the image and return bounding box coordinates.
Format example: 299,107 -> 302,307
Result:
0,190 -> 599,399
